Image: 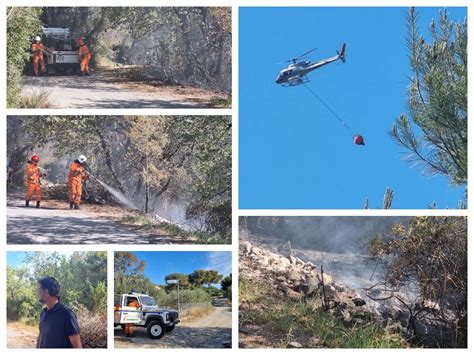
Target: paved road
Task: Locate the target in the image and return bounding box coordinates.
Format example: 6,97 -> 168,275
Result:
115,299 -> 232,348
21,71 -> 215,108
7,194 -> 186,245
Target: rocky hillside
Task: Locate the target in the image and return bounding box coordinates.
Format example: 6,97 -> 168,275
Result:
240,240 -> 454,348
240,241 -> 376,328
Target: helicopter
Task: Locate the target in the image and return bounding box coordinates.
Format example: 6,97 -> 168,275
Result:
276,43 -> 346,87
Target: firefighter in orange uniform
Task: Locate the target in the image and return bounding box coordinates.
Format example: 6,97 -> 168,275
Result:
125,298 -> 140,338
68,155 -> 89,209
25,155 -> 44,208
32,36 -> 46,76
77,38 -> 91,76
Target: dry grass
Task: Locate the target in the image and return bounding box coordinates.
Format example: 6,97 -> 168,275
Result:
75,307 -> 107,348
182,305 -> 214,323
19,89 -> 52,108
239,277 -> 410,349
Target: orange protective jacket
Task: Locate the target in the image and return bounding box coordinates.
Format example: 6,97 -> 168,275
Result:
68,161 -> 89,184
25,162 -> 43,185
127,300 -> 139,308
78,44 -> 90,59
126,300 -> 139,330
32,43 -> 45,57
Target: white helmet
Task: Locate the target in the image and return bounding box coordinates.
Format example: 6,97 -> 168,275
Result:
35,36 -> 41,42
78,155 -> 87,163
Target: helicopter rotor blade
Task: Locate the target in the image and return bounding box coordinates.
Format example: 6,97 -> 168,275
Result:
280,48 -> 317,64
296,47 -> 317,59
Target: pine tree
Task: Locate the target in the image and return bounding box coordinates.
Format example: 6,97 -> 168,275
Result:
390,8 -> 467,185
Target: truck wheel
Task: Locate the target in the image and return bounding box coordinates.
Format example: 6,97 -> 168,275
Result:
166,324 -> 175,332
147,320 -> 165,339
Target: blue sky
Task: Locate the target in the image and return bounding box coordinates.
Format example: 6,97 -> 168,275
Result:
121,251 -> 232,285
239,7 -> 467,209
7,251 -> 75,268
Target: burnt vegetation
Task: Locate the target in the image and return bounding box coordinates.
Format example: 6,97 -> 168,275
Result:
239,216 -> 467,348
367,216 -> 467,348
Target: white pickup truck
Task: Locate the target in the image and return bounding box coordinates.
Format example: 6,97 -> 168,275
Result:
41,27 -> 80,75
114,292 -> 180,339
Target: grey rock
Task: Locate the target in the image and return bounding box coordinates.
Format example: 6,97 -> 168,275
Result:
287,341 -> 303,348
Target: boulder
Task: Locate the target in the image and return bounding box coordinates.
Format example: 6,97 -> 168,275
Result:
278,257 -> 291,267
287,341 -> 302,348
274,266 -> 288,276
256,255 -> 269,267
241,241 -> 252,254
286,269 -> 303,282
295,257 -> 305,267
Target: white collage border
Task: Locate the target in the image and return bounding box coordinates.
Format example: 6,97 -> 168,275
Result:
1,0 -> 472,353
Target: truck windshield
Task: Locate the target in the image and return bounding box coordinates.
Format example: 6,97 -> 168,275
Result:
140,296 -> 157,306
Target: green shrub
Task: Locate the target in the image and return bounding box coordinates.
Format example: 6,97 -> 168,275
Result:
7,7 -> 43,107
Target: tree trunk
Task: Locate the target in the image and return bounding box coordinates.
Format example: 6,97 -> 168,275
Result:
144,157 -> 149,213
95,128 -> 125,192
145,181 -> 149,213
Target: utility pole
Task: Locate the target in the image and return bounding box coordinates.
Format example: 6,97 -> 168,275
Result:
167,279 -> 180,313
177,280 -> 180,314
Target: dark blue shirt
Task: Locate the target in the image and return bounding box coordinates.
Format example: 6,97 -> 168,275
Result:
38,302 -> 80,348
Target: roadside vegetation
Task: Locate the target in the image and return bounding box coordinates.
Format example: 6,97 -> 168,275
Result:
120,214 -> 229,244
6,7 -> 43,107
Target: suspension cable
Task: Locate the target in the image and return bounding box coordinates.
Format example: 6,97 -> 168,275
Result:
303,82 -> 353,135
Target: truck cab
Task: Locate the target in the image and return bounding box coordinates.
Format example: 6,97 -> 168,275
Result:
114,292 -> 180,339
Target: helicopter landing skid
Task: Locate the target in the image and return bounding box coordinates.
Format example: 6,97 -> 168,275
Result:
282,76 -> 310,87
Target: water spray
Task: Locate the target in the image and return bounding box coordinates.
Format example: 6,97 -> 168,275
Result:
86,171 -> 138,210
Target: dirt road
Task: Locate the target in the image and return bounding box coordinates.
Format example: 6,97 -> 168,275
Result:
7,322 -> 38,349
21,70 -> 227,108
7,192 -> 189,245
115,299 -> 232,348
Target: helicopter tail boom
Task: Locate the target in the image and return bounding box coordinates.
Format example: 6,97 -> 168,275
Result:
336,43 -> 346,63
